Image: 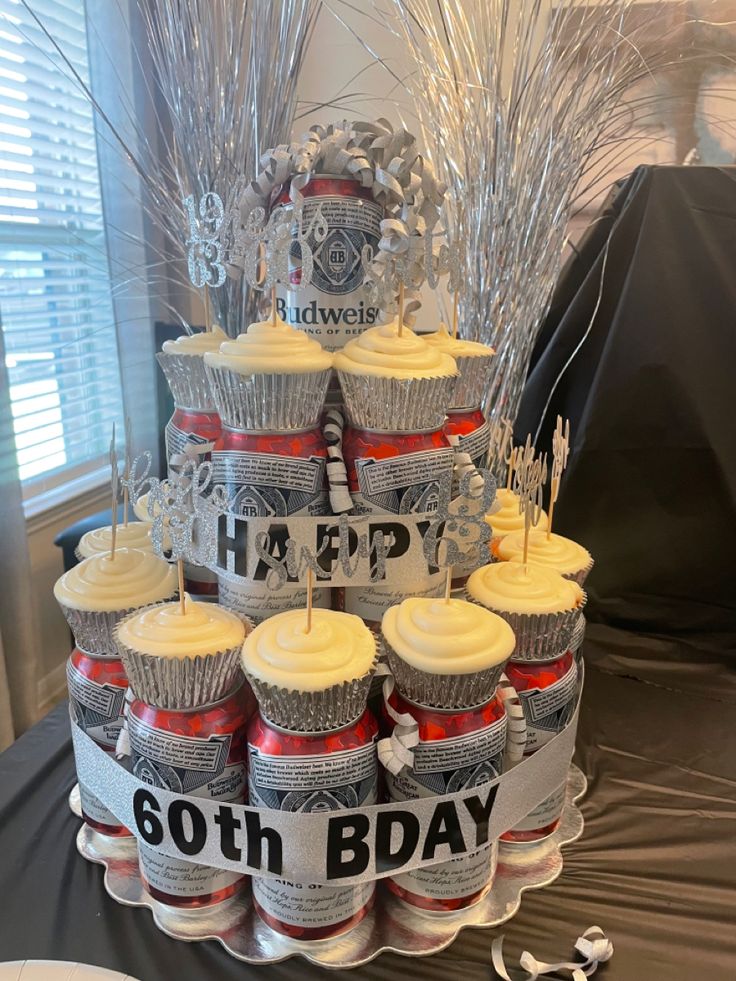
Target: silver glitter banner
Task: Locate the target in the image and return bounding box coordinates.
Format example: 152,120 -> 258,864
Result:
71,689 -> 579,888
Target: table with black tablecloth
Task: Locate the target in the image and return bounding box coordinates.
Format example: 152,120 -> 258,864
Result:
1,625 -> 734,981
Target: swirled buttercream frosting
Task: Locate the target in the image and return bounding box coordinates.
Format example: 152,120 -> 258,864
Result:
161,325 -> 228,356
486,488 -> 548,538
54,548 -> 176,612
467,561 -> 583,614
77,522 -> 154,559
497,529 -> 591,577
242,608 -> 375,692
382,597 -> 515,675
423,324 -> 495,358
116,595 -> 245,658
204,318 -> 332,375
334,321 -> 457,379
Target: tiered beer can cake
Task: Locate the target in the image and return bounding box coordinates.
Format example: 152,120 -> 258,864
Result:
204,316 -> 333,621
466,561 -> 585,841
334,321 -> 458,627
242,607 -> 378,939
115,596 -> 250,907
380,595 -> 515,910
272,176 -> 383,352
54,548 -> 177,835
156,327 -> 227,597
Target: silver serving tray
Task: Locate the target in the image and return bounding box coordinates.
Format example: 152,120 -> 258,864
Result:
75,765 -> 585,969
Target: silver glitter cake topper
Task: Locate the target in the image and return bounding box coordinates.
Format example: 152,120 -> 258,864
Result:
513,436 -> 548,569
548,415 -> 570,539
122,445 -> 497,588
190,189 -> 327,294
489,418 -> 513,479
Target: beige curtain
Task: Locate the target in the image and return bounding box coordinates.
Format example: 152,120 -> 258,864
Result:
0,323 -> 42,750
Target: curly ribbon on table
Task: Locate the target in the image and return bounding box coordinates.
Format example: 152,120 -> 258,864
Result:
491,927 -> 614,981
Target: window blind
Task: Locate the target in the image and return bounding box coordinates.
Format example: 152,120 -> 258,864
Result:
0,0 -> 123,496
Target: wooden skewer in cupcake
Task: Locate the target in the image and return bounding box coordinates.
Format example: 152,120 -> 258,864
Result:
496,418 -> 593,585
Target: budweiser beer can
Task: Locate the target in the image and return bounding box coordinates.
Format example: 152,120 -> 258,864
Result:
129,686 -> 250,908
213,426 -> 331,623
383,688 -> 506,911
445,408 -> 491,473
502,651 -> 577,843
340,426 -> 454,630
248,708 -> 378,939
164,406 -> 221,598
273,176 -> 383,352
212,426 -> 329,518
67,648 -> 130,837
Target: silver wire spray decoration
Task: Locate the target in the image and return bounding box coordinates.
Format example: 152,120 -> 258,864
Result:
378,0 -> 717,424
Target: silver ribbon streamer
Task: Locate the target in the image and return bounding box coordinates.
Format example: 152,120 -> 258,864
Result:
491,926 -> 614,980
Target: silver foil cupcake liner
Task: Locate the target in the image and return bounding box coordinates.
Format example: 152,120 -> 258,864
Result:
449,354 -> 495,410
245,671 -> 376,732
570,611 -> 587,652
156,352 -> 217,412
244,636 -> 377,732
337,371 -> 457,431
205,365 -> 331,431
114,606 -> 251,709
381,636 -> 507,709
58,604 -> 144,658
564,555 -> 595,587
465,589 -> 587,662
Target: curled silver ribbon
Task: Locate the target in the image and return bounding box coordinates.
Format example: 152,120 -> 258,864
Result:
491,926 -> 614,981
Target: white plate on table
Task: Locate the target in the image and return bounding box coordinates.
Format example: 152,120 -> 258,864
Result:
0,963 -> 141,981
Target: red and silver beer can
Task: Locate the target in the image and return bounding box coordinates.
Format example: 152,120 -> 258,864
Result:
165,406 -> 221,474
212,426 -> 332,622
67,648 -> 130,837
164,406 -> 221,598
212,426 -> 329,517
340,426 -> 454,629
272,176 -> 384,352
383,688 -> 507,911
128,685 -> 250,908
248,708 -> 378,939
501,650 -> 577,843
445,407 -> 491,472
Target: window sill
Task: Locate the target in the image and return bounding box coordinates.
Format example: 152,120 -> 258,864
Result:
24,465 -> 111,530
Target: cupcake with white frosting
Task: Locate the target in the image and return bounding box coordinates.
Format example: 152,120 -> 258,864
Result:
424,324 -> 495,410
486,488 -> 548,552
54,548 -> 177,654
334,321 -> 458,430
115,596 -> 248,708
76,521 -> 154,561
381,596 -> 515,708
496,529 -> 593,585
204,317 -> 332,430
466,561 -> 584,660
157,326 -> 227,412
241,608 -> 377,730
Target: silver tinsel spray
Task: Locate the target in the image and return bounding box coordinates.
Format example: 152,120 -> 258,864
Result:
381,0 -> 717,426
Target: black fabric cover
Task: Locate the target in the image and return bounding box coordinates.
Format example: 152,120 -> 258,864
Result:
517,166 -> 736,653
